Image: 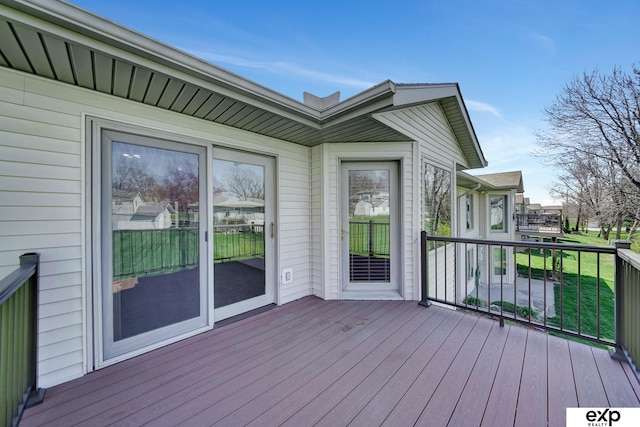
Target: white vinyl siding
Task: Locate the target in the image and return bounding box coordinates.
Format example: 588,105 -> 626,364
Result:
323,142 -> 414,300
0,67 -> 311,388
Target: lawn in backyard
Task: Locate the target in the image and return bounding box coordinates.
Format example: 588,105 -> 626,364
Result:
515,233 -> 616,343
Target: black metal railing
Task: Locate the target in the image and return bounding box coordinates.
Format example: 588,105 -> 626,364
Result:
213,224 -> 265,263
613,241 -> 640,382
515,213 -> 563,233
420,232 -> 619,344
420,232 -> 640,381
0,253 -> 45,427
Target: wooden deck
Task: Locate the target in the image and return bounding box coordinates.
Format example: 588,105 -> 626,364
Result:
21,297 -> 640,427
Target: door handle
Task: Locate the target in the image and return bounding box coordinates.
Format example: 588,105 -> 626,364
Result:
341,226 -> 349,240
271,222 -> 275,238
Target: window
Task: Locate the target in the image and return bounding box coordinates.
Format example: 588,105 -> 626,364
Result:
466,194 -> 474,230
490,195 -> 508,232
466,248 -> 475,282
424,162 -> 451,237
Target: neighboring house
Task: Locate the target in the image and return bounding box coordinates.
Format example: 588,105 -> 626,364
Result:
453,171 -> 522,298
0,1 -> 491,388
112,191 -> 173,230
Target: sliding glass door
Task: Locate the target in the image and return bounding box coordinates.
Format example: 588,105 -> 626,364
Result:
212,148 -> 276,320
100,130 -> 208,361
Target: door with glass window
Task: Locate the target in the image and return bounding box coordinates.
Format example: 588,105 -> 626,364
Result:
212,148 -> 276,320
100,130 -> 208,361
341,162 -> 400,298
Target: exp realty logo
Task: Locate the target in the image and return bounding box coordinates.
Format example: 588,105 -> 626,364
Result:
567,408 -> 640,427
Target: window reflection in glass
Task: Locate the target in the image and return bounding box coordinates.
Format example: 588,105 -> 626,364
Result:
424,162 -> 451,237
490,195 -> 507,231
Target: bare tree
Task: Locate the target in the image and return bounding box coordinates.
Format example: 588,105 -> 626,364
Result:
224,165 -> 264,200
537,64 -> 640,240
538,65 -> 640,191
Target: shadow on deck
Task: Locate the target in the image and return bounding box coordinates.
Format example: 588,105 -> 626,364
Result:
21,297 -> 640,426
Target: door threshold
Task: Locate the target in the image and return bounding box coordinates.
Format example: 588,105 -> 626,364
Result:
342,290 -> 403,300
214,303 -> 277,328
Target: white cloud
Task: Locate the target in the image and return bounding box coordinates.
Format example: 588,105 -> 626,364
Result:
187,50 -> 375,90
465,99 -> 502,118
529,31 -> 555,50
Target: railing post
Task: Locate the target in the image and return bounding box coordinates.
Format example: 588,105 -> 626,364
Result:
19,253 -> 45,409
611,240 -> 631,362
419,231 -> 431,307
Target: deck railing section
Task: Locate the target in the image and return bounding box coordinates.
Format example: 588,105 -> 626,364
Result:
515,213 -> 563,233
113,227 -> 199,279
349,221 -> 390,257
213,224 -> 264,263
0,253 -> 44,427
420,233 -> 618,344
420,232 -> 640,380
614,241 -> 640,382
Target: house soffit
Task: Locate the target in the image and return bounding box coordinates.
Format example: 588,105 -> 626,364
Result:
0,1 -> 482,150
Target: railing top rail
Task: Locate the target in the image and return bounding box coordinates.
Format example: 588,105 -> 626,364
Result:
423,233 -> 617,254
114,226 -> 199,232
0,261 -> 37,306
618,248 -> 640,270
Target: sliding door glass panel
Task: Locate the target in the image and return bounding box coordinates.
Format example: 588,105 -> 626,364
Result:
101,130 -> 207,360
212,158 -> 266,308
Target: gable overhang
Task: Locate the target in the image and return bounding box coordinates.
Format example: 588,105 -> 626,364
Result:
0,0 -> 486,154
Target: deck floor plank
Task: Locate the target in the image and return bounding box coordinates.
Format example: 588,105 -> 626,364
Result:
311,308 -> 456,427
569,340 -> 610,407
248,304 -> 437,426
593,347 -> 640,407
515,327 -> 548,427
547,334 -> 578,427
19,298 -> 640,427
480,325 -> 528,427
445,322 -> 509,427
167,301 -> 407,425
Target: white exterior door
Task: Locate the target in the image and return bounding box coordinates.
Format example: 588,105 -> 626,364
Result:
340,161 -> 401,299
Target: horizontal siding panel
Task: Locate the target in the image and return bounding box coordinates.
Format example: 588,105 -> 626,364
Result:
40,285 -> 83,305
39,338 -> 84,369
0,85 -> 25,105
0,191 -> 81,208
39,324 -> 83,347
0,70 -> 26,91
38,297 -> 82,319
0,232 -> 81,251
0,145 -> 80,168
0,220 -> 80,237
39,259 -> 83,279
38,364 -> 84,389
0,246 -> 82,267
0,115 -> 80,143
38,348 -> 83,376
0,206 -> 81,221
39,272 -> 82,292
0,94 -> 80,129
0,176 -> 81,193
0,129 -> 81,155
39,312 -> 83,335
0,160 -> 80,181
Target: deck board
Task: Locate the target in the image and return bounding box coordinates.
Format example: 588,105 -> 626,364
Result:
20,297 -> 640,427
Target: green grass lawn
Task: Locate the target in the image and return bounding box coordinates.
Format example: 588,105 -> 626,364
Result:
515,233 -> 616,343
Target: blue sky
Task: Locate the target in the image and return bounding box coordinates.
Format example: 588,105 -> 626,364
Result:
72,0 -> 639,205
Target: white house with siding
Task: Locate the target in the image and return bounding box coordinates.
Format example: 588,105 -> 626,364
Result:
0,0 -> 489,389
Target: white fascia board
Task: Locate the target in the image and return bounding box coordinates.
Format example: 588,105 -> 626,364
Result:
394,83 -> 488,169
0,0 -> 322,127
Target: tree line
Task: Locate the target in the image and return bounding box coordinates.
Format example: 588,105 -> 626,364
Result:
537,63 -> 640,240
